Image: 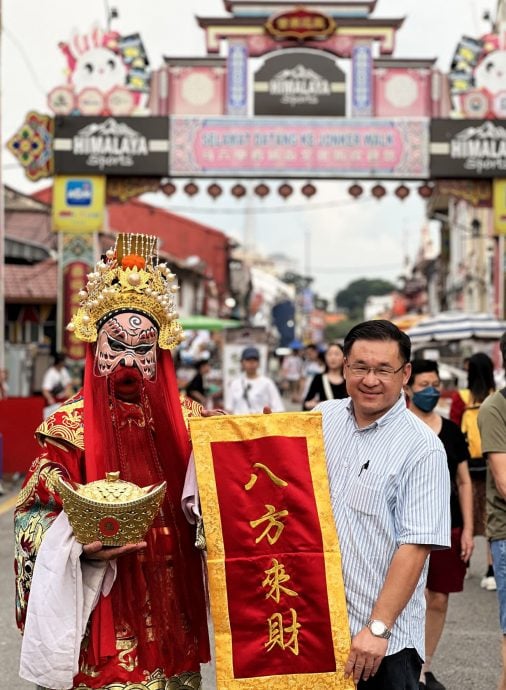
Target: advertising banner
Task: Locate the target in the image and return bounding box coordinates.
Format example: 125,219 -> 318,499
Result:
170,116 -> 429,178
254,49 -> 345,117
53,116 -> 169,175
52,175 -> 105,233
493,179 -> 506,233
430,119 -> 506,177
190,412 -> 353,690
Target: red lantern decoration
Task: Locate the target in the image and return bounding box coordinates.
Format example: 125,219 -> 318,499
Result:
394,184 -> 410,201
183,181 -> 199,197
278,183 -> 293,199
231,183 -> 247,198
254,182 -> 270,198
207,183 -> 223,199
301,182 -> 317,198
161,181 -> 176,196
417,183 -> 433,199
371,184 -> 386,199
348,183 -> 363,198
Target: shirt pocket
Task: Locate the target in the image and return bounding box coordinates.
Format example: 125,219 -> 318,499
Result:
347,475 -> 384,515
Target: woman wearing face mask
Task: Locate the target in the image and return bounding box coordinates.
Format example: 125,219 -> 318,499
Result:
405,359 -> 474,690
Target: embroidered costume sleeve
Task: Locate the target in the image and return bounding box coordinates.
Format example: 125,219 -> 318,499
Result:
14,439 -> 83,632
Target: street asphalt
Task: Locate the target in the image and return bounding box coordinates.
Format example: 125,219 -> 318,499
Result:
0,475 -> 502,690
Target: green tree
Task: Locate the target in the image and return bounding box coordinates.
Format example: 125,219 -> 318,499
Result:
335,278 -> 396,320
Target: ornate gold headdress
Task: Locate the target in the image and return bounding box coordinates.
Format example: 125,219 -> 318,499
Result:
66,233 -> 183,349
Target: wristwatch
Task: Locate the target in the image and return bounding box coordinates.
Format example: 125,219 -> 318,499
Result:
366,618 -> 392,639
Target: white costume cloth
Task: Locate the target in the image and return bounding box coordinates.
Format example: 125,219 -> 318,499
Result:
19,512 -> 117,690
225,374 -> 285,414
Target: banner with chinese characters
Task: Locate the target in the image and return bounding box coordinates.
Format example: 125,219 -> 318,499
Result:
190,412 -> 353,690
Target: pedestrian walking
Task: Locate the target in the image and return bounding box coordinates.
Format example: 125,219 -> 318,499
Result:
405,359 -> 474,690
303,342 -> 347,409
225,346 -> 284,414
450,352 -> 497,590
478,331 -> 506,690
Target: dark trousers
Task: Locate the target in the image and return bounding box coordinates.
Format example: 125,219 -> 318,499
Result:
358,648 -> 422,690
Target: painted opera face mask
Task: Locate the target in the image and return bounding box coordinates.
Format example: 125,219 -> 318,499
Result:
95,311 -> 158,381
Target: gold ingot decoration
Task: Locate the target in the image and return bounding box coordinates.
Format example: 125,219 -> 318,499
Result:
66,233 -> 184,350
57,471 -> 167,546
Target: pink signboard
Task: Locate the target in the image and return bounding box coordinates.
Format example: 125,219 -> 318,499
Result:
170,117 -> 429,178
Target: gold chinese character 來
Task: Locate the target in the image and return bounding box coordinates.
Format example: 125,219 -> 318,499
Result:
262,558 -> 298,603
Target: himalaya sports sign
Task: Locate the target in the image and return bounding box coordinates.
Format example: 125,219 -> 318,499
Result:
53,116 -> 169,175
430,119 -> 506,177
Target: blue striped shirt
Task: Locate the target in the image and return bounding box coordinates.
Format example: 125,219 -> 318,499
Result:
317,394 -> 450,658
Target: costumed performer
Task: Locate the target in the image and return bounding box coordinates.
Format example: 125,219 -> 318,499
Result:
14,233 -> 210,690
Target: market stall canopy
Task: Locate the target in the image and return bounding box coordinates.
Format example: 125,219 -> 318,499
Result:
180,315 -> 242,331
405,311 -> 506,343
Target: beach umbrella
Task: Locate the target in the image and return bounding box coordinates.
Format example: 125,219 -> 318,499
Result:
179,315 -> 242,331
405,311 -> 506,343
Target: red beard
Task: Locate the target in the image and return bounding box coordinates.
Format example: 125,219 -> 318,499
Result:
109,366 -> 143,402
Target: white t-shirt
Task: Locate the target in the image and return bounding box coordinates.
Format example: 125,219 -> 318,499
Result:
42,366 -> 71,399
225,375 -> 285,414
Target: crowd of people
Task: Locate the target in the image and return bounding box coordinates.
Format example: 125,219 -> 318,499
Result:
6,238 -> 506,690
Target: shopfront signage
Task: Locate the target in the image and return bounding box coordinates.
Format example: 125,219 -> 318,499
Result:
265,7 -> 336,41
430,119 -> 506,177
254,49 -> 345,116
53,116 -> 169,175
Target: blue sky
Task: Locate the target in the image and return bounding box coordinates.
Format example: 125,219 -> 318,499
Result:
2,0 -> 495,300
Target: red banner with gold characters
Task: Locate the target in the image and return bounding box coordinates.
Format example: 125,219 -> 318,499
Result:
189,412 -> 353,690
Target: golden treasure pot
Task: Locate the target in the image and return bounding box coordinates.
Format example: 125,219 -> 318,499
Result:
58,471 -> 167,546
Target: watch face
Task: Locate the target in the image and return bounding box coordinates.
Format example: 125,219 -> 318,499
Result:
370,620 -> 386,636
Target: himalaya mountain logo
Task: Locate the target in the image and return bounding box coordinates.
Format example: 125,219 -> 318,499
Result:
269,64 -> 331,106
450,121 -> 506,172
72,117 -> 148,169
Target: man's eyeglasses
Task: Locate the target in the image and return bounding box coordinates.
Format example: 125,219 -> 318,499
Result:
346,363 -> 405,381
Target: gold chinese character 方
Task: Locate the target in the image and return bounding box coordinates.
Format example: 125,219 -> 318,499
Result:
265,608 -> 301,655
250,504 -> 288,545
262,558 -> 298,603
244,462 -> 288,491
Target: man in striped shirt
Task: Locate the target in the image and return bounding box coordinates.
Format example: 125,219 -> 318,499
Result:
316,320 -> 450,689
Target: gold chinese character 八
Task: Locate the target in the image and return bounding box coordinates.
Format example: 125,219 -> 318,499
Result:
250,504 -> 288,545
244,462 -> 288,491
262,558 -> 298,603
265,608 -> 301,655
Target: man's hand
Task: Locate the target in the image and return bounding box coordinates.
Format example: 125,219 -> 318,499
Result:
82,540 -> 147,561
201,408 -> 227,417
344,627 -> 388,683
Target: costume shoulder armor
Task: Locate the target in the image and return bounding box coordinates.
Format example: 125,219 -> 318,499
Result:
179,393 -> 204,431
36,392 -> 85,451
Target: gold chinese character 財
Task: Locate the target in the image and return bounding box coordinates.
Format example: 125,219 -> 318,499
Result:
250,504 -> 288,545
265,608 -> 301,655
244,462 -> 288,491
262,558 -> 298,603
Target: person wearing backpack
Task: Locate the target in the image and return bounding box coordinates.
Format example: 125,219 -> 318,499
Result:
450,351 -> 496,590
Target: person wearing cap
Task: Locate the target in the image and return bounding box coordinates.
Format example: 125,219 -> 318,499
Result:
225,346 -> 285,414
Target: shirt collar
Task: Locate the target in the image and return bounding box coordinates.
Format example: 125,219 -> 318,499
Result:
346,392 -> 407,431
